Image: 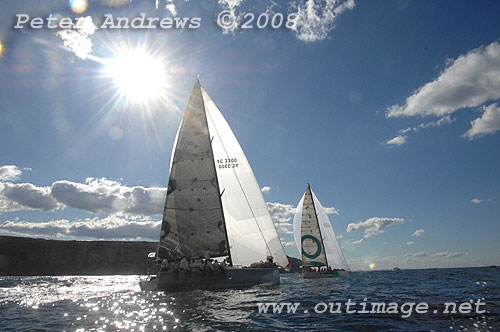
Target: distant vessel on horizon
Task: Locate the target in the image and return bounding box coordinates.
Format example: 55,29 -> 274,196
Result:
293,185 -> 350,278
140,80 -> 288,291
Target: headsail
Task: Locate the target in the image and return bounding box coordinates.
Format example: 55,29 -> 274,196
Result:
311,190 -> 350,270
202,87 -> 289,268
293,185 -> 349,270
158,80 -> 228,260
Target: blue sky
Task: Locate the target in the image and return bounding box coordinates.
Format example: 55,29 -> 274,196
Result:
1,0 -> 499,270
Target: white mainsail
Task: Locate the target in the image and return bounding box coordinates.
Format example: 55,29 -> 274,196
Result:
158,81 -> 227,259
293,186 -> 349,270
298,186 -> 328,267
158,80 -> 288,268
202,87 -> 289,268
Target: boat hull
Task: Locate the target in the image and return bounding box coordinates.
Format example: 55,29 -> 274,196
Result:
139,267 -> 280,291
302,270 -> 349,279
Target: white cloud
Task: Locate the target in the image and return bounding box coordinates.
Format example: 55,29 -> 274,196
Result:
431,251 -> 463,258
386,135 -> 407,146
0,182 -> 60,211
464,103 -> 500,139
56,16 -> 97,59
280,238 -> 296,247
399,115 -> 455,134
218,0 -> 244,34
411,228 -> 424,237
261,186 -> 272,193
347,217 -> 404,239
405,251 -> 464,260
50,177 -> 167,216
387,41 -> 500,119
323,206 -> 340,215
165,0 -> 177,15
471,198 -> 482,204
0,215 -> 161,241
289,0 -> 355,42
266,202 -> 295,234
405,251 -> 463,259
336,233 -> 343,239
0,176 -> 167,215
406,241 -> 414,246
405,251 -> 429,258
219,0 -> 243,8
352,238 -> 363,244
0,165 -> 22,182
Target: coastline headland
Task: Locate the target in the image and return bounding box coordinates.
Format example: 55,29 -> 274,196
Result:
0,236 -> 302,276
0,236 -> 156,276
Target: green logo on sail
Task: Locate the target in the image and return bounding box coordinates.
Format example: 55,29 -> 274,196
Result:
301,235 -> 322,259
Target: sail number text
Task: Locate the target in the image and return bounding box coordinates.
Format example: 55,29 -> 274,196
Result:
217,158 -> 239,169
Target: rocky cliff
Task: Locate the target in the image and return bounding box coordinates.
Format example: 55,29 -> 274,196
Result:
0,236 -> 156,276
0,236 -> 302,275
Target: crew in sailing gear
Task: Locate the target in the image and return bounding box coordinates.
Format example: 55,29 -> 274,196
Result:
204,248 -> 211,267
160,258 -> 169,271
179,257 -> 189,271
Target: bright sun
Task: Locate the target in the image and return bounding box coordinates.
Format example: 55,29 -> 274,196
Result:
105,49 -> 167,103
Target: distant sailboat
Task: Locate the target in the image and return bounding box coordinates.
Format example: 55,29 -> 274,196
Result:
140,80 -> 288,291
293,185 -> 349,278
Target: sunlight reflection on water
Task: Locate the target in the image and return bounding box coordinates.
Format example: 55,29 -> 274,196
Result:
0,268 -> 499,331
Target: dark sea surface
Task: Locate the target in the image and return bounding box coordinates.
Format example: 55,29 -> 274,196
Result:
1,267 -> 499,331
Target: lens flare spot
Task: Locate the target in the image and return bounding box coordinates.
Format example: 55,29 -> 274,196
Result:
369,263 -> 376,270
108,126 -> 123,140
69,0 -> 89,14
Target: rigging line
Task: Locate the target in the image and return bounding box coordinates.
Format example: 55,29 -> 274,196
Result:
203,95 -> 273,257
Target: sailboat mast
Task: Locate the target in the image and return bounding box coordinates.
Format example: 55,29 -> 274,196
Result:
200,81 -> 233,266
307,185 -> 329,267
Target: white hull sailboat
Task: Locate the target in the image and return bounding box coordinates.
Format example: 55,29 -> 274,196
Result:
293,185 -> 350,279
140,80 -> 288,291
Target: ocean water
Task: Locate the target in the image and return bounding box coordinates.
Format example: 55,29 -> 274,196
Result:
0,267 -> 499,331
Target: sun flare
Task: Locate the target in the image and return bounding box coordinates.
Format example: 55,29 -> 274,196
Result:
104,49 -> 167,103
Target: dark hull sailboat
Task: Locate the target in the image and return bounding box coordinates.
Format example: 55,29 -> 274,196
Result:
302,270 -> 349,279
140,80 -> 288,292
140,268 -> 279,291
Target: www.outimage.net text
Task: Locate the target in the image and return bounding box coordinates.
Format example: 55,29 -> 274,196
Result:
257,298 -> 486,318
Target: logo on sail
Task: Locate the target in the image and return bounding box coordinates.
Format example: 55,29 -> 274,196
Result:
301,235 -> 322,259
